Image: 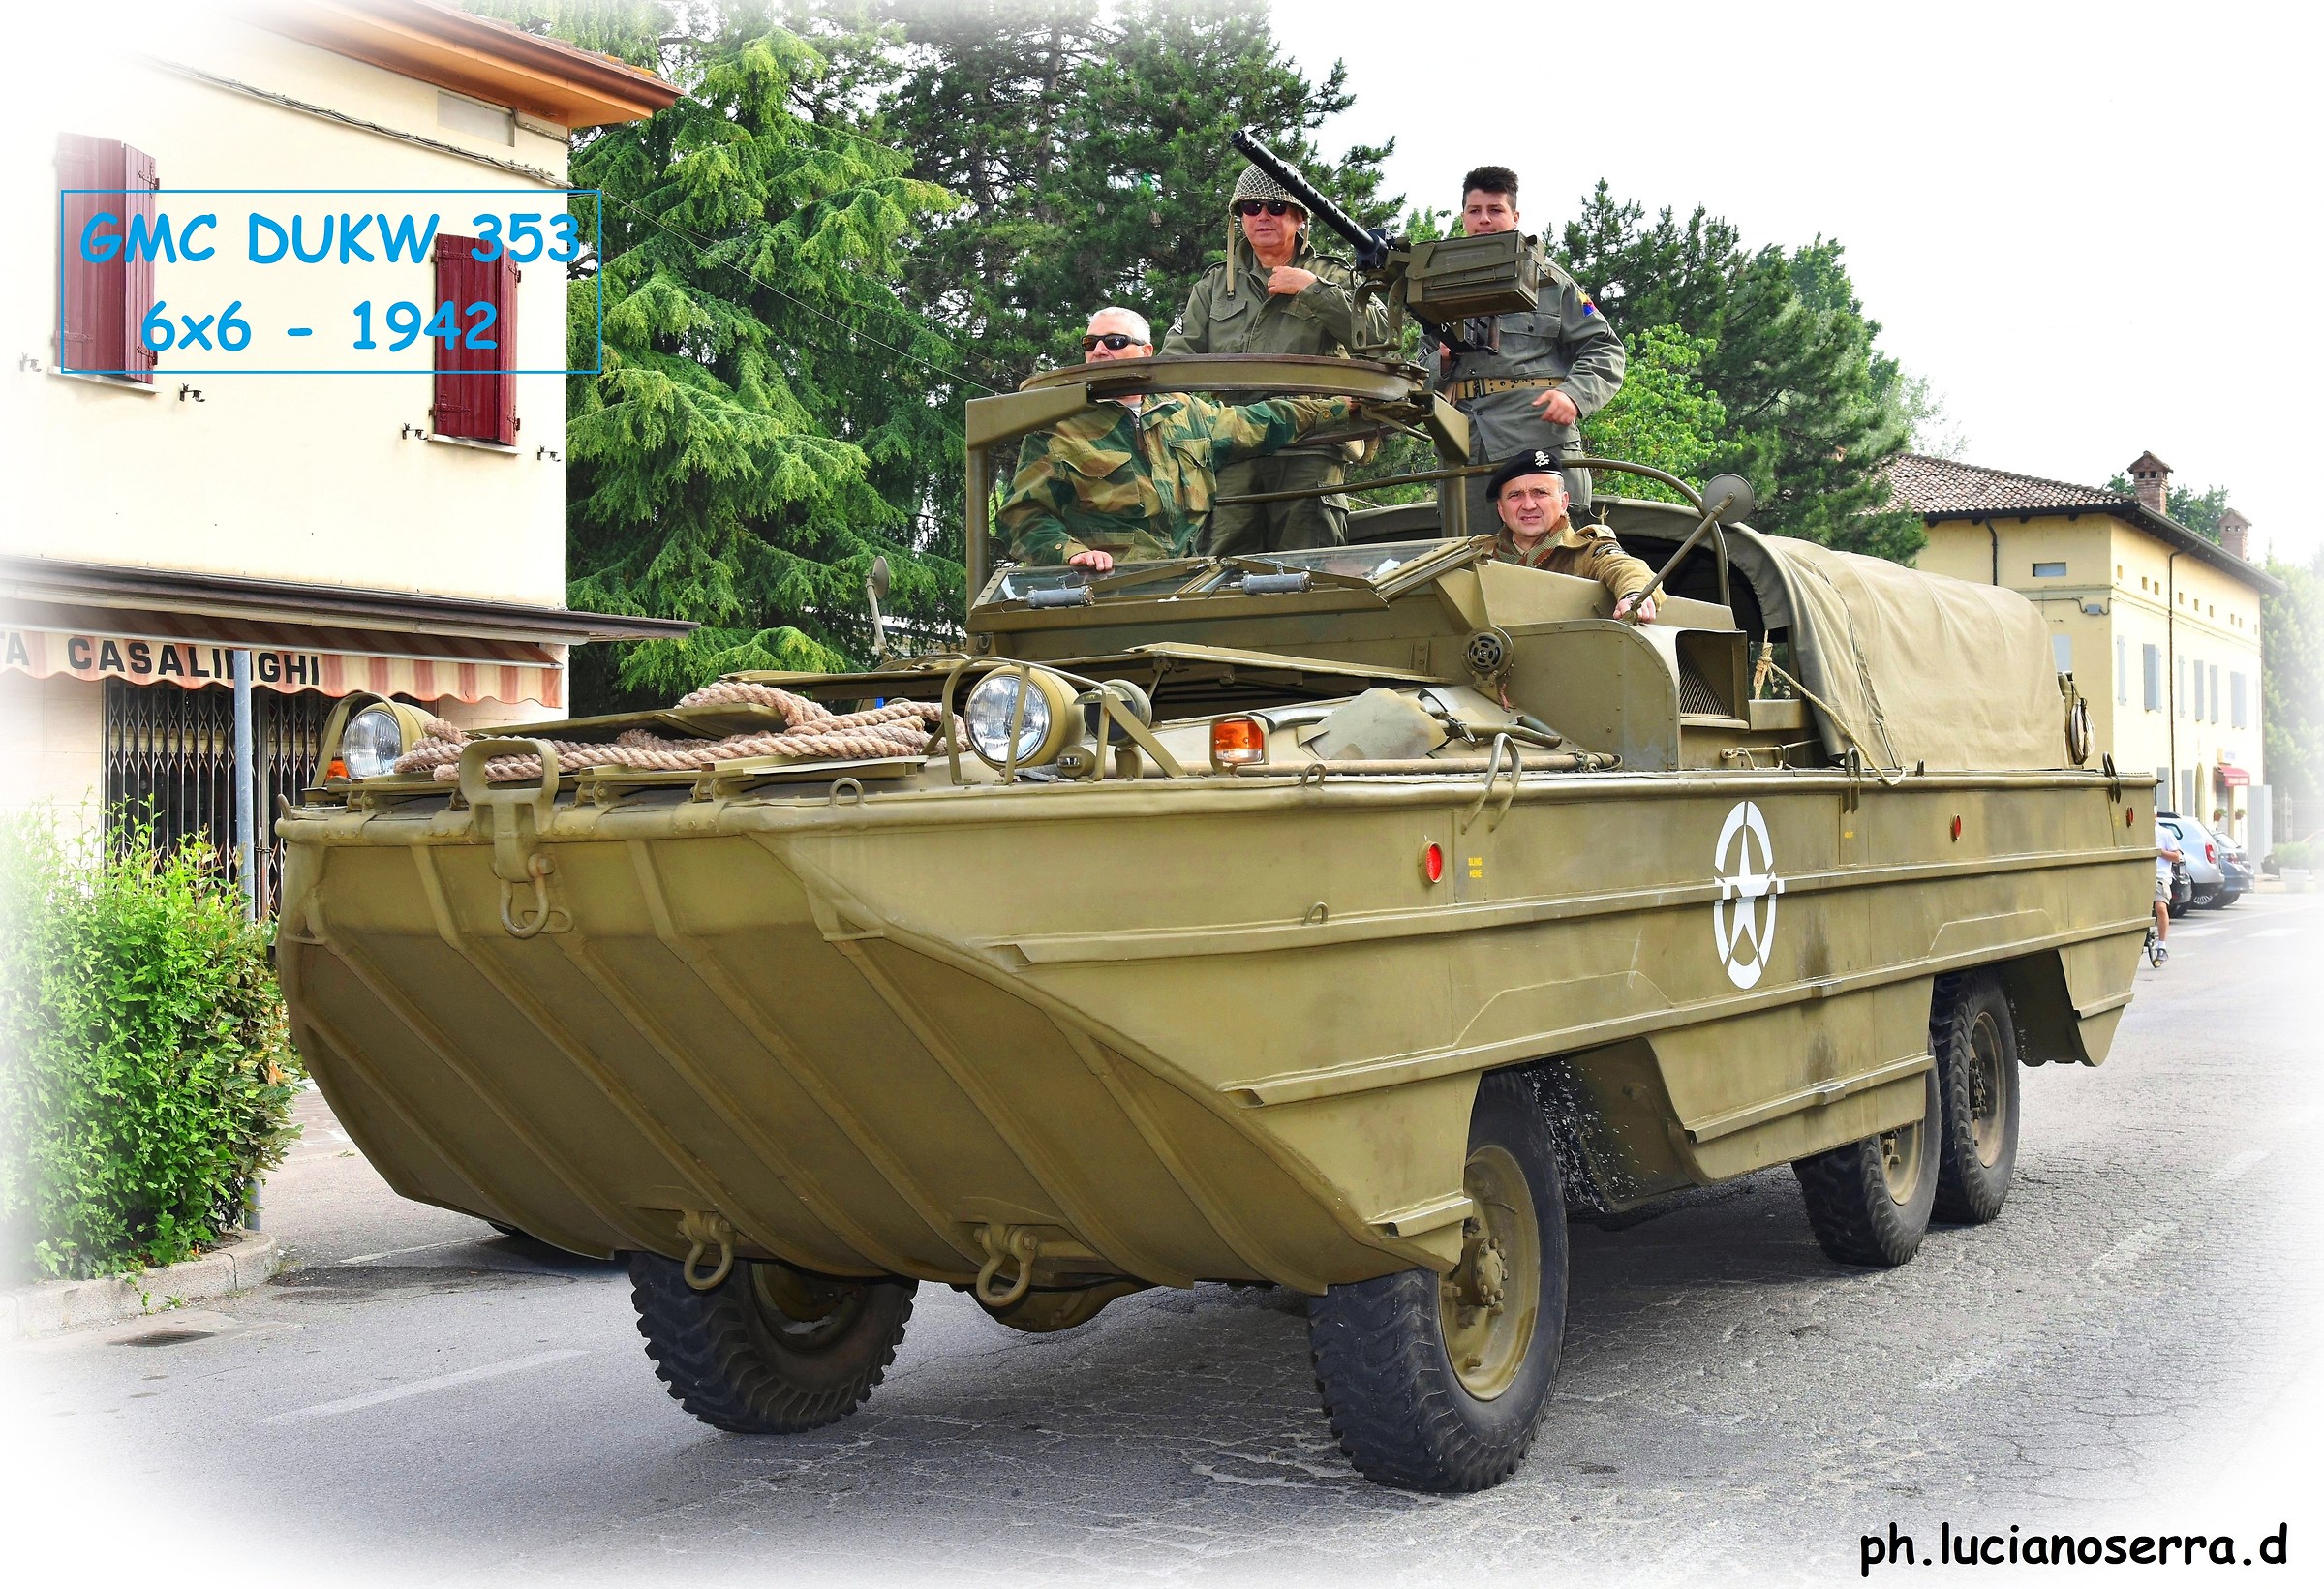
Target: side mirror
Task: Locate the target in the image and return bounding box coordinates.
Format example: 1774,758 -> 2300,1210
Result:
1700,473 -> 1756,525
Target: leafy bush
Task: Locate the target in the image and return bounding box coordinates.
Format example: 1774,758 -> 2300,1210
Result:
0,811 -> 301,1281
2275,840 -> 2311,871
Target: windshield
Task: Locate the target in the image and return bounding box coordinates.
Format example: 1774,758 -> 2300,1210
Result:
1233,541 -> 1452,582
981,539 -> 1456,607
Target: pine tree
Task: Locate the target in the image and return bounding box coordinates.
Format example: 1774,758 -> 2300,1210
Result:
872,0 -> 1397,382
1556,188 -> 1921,561
486,1 -> 968,712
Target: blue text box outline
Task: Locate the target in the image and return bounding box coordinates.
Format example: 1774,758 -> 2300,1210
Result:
53,187 -> 603,376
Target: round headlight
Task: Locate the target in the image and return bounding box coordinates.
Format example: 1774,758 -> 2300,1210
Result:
963,668 -> 1078,769
341,704 -> 407,779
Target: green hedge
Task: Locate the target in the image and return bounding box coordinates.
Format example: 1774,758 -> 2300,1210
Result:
0,812 -> 301,1281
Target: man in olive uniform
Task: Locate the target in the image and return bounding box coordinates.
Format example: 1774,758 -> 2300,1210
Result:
998,307 -> 1358,571
1162,166 -> 1389,556
1427,165 -> 1625,531
1487,451 -> 1657,622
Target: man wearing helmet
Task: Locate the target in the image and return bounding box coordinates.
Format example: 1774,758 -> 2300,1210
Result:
1162,164 -> 1388,556
1486,451 -> 1658,622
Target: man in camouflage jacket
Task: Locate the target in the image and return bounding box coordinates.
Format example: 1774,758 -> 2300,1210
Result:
998,307 -> 1357,571
1486,450 -> 1657,622
1161,164 -> 1389,556
1426,165 -> 1626,529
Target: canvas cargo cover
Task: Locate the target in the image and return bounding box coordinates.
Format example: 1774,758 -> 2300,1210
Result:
1726,528 -> 2064,772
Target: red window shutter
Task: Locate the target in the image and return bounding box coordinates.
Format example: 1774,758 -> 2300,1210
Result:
433,235 -> 518,443
119,144 -> 159,382
56,134 -> 155,381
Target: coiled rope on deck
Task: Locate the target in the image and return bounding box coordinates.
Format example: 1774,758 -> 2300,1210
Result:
393,680 -> 946,782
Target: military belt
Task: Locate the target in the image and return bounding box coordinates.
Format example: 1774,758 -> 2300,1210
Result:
1445,377 -> 1567,403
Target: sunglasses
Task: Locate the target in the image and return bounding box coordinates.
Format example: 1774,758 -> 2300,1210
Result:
1234,199 -> 1300,218
1082,332 -> 1144,351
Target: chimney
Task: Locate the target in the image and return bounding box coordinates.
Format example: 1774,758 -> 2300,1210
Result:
2126,450 -> 2171,515
2218,507 -> 2251,561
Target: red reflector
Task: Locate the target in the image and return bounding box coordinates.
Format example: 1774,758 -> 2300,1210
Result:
1950,815 -> 1962,841
2126,807 -> 2136,827
1211,717 -> 1267,766
1422,842 -> 1445,883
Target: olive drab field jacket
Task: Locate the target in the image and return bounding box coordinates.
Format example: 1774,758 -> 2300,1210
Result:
1162,233 -> 1386,365
1428,255 -> 1626,462
1492,520 -> 1655,603
997,393 -> 1357,565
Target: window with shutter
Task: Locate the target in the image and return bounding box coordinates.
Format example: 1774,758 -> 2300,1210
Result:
56,134 -> 158,382
433,234 -> 519,443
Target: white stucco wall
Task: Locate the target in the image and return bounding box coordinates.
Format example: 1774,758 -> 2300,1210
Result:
3,10 -> 576,606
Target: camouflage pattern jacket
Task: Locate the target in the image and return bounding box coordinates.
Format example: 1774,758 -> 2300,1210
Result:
1491,520 -> 1655,601
997,392 -> 1355,565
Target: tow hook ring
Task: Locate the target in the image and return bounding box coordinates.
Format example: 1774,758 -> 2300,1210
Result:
499,852 -> 557,939
678,1209 -> 737,1292
973,1223 -> 1043,1309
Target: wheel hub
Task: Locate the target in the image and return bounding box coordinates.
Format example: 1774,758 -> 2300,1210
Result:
1437,1144 -> 1541,1401
1966,1010 -> 2006,1165
1878,1116 -> 1924,1206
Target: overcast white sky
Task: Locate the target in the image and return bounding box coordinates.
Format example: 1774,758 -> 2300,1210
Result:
1271,0 -> 2321,565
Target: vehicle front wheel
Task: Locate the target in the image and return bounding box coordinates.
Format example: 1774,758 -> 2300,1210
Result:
1792,1065 -> 1941,1267
1929,971 -> 2020,1224
1307,1069 -> 1568,1492
628,1252 -> 914,1434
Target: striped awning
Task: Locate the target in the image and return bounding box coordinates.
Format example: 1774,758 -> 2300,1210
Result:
3,604 -> 565,709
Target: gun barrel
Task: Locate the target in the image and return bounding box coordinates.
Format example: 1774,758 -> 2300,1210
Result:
1231,127 -> 1392,270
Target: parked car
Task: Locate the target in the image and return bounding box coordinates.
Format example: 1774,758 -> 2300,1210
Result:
2157,812 -> 2236,910
2182,814 -> 2247,908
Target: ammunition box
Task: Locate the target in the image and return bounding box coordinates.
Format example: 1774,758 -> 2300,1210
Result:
1402,230 -> 1544,323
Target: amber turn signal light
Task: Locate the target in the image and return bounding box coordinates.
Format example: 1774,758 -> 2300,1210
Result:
326,757 -> 350,780
1422,841 -> 1445,884
1211,717 -> 1267,768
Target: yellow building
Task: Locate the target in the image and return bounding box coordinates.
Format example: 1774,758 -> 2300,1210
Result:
2,1 -> 688,904
1893,450 -> 2280,848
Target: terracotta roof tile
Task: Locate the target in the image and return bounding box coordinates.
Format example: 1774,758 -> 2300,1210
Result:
1886,453 -> 2130,514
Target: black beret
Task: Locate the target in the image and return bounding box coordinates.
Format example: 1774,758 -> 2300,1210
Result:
1486,450 -> 1567,501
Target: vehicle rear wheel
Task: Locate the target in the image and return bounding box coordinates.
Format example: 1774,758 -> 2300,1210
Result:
1307,1069 -> 1567,1492
627,1252 -> 914,1434
1930,971 -> 2020,1225
1791,1065 -> 1941,1267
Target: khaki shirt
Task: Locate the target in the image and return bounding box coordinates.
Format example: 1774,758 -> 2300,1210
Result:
1492,520 -> 1655,603
997,392 -> 1355,565
1426,255 -> 1626,461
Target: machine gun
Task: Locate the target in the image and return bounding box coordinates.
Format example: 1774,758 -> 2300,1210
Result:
1230,127 -> 1546,360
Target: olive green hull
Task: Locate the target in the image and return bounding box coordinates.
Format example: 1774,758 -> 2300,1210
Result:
276,768 -> 2148,1293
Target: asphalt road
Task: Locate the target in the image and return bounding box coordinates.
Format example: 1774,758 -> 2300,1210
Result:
7,893 -> 2321,1587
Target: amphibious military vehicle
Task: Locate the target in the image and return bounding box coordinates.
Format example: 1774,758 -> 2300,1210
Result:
275,131 -> 2148,1486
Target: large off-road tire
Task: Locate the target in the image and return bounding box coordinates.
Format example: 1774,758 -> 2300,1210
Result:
1792,1064 -> 1941,1268
1930,971 -> 2020,1225
1307,1069 -> 1568,1492
627,1252 -> 914,1434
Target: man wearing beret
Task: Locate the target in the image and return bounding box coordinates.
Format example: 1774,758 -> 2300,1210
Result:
1163,165 -> 1389,557
998,306 -> 1359,572
1426,165 -> 1626,534
1487,451 -> 1658,622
